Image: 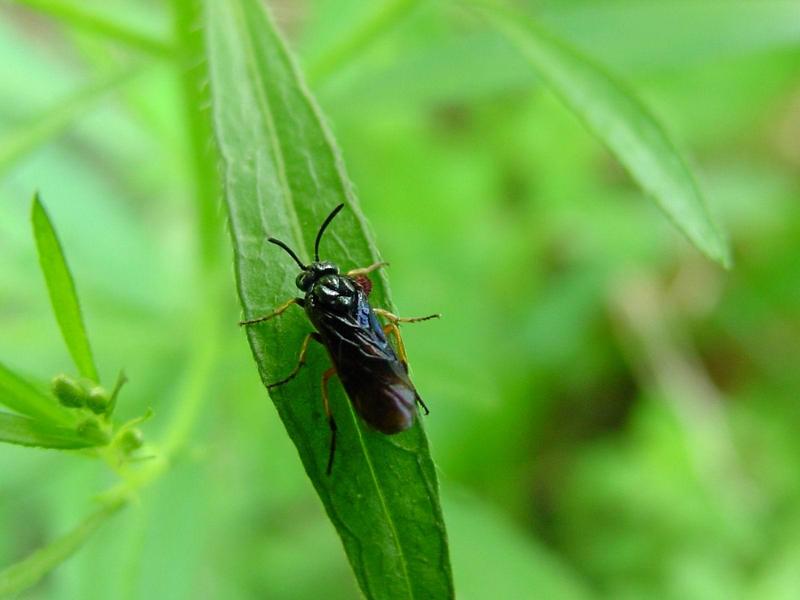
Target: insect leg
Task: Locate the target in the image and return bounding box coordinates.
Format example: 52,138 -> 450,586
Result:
373,308 -> 441,324
239,297 -> 304,326
321,367 -> 338,475
266,332 -> 321,389
382,322 -> 430,416
382,322 -> 408,366
346,261 -> 389,277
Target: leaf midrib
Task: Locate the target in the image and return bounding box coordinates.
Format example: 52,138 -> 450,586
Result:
232,0 -> 306,266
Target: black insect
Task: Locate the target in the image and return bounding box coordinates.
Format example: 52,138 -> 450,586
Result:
240,204 -> 439,474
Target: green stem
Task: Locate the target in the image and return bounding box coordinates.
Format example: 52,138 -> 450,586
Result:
99,301 -> 220,506
0,500 -> 123,597
307,0 -> 422,83
0,4 -> 225,595
170,0 -> 222,270
98,0 -> 226,506
0,68 -> 136,176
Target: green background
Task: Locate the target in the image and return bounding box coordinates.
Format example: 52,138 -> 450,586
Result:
2,0 -> 799,598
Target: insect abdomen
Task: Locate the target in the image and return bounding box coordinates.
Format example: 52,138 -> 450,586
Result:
339,363 -> 417,434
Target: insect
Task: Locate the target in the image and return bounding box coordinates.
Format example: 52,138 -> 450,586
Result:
240,204 -> 439,475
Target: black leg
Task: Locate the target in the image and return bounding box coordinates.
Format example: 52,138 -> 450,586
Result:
321,367 -> 338,475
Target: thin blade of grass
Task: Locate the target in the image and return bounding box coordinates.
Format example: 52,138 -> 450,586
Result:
0,68 -> 134,176
0,500 -> 123,598
306,0 -> 422,84
31,194 -> 99,382
0,411 -> 101,449
476,4 -> 732,268
13,0 -> 172,56
0,361 -> 72,425
204,1 -> 454,598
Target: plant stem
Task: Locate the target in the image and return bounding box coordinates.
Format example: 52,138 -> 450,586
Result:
0,499 -> 124,596
170,0 -> 222,271
307,0 -> 422,84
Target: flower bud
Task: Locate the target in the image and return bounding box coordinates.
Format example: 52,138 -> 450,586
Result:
118,428 -> 144,454
76,417 -> 110,445
86,386 -> 110,414
51,374 -> 87,408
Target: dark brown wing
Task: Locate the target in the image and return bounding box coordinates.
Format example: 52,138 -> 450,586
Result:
309,288 -> 419,434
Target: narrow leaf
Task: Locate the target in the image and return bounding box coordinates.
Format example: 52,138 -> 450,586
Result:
544,1 -> 800,72
0,362 -> 72,425
0,501 -> 122,598
14,0 -> 172,56
0,412 -> 98,449
31,195 -> 99,382
204,1 -> 454,598
477,5 -> 732,268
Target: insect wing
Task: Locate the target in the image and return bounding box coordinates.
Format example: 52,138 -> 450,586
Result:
340,349 -> 418,434
313,290 -> 419,434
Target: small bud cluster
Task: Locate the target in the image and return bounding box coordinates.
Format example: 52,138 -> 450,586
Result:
50,372 -> 144,455
51,374 -> 111,414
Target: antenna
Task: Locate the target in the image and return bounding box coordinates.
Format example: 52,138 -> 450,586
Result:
268,237 -> 307,270
314,204 -> 345,261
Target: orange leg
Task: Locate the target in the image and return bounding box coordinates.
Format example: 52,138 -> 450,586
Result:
239,297 -> 301,326
266,333 -> 318,389
373,308 -> 440,324
346,262 -> 388,278
383,322 -> 408,367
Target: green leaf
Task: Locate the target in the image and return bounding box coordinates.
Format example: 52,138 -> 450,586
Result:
544,1 -> 800,72
0,412 -> 99,449
31,194 -> 100,382
0,69 -> 133,176
204,1 -> 454,598
326,0 -> 800,112
0,501 -> 122,598
476,5 -> 732,268
0,361 -> 72,425
323,30 -> 538,111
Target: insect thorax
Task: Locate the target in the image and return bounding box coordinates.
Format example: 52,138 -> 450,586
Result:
307,273 -> 358,313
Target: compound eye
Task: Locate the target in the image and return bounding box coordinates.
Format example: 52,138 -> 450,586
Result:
295,271 -> 312,290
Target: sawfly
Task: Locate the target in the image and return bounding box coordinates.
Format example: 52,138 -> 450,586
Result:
240,204 -> 439,474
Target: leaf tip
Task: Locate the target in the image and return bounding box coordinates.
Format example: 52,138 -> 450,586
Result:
31,190 -> 44,217
701,229 -> 734,271
718,247 -> 734,271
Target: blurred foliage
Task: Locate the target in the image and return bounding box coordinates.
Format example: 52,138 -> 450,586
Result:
1,0 -> 799,598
